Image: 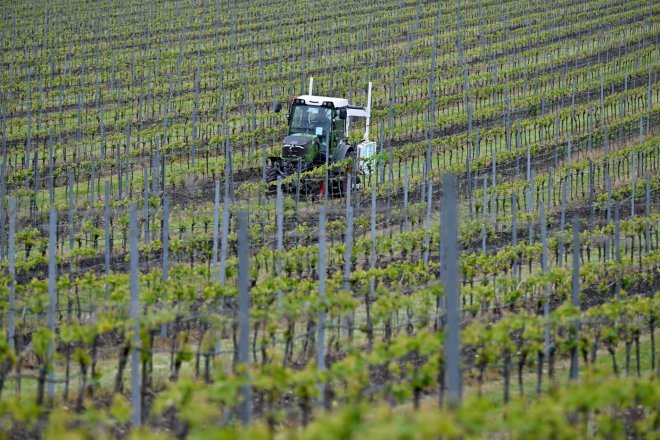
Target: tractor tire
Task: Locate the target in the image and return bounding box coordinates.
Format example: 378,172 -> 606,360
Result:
264,164 -> 279,184
330,149 -> 360,197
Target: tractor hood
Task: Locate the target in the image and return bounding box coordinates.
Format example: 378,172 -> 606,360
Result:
282,133 -> 317,160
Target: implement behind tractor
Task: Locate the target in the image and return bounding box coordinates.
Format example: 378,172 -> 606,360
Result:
266,78 -> 376,196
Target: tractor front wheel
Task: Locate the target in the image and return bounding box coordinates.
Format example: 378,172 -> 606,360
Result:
264,164 -> 279,184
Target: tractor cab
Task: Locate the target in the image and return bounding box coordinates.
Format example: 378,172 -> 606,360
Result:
285,96 -> 349,162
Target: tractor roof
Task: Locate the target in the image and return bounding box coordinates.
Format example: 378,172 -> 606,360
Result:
295,95 -> 349,108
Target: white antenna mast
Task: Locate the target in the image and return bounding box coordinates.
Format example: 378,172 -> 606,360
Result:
365,82 -> 372,142
308,77 -> 314,95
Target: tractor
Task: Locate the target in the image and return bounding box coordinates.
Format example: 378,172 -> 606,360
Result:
266,78 -> 376,196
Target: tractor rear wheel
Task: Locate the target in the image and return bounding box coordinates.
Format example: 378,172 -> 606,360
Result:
330,149 -> 360,197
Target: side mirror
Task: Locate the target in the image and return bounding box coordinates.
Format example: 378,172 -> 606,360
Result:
339,108 -> 347,119
274,102 -> 283,113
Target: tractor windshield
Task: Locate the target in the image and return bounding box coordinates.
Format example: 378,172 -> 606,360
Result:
289,105 -> 332,143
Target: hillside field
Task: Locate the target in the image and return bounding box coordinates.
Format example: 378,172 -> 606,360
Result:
0,0 -> 658,438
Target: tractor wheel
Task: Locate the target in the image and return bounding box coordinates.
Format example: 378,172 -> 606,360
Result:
331,149 -> 359,197
264,164 -> 279,184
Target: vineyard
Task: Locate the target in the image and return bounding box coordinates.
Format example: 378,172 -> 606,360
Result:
0,0 -> 659,438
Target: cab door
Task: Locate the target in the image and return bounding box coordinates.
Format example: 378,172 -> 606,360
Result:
330,110 -> 347,154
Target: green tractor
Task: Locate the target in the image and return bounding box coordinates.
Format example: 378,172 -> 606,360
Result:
266,78 -> 376,196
